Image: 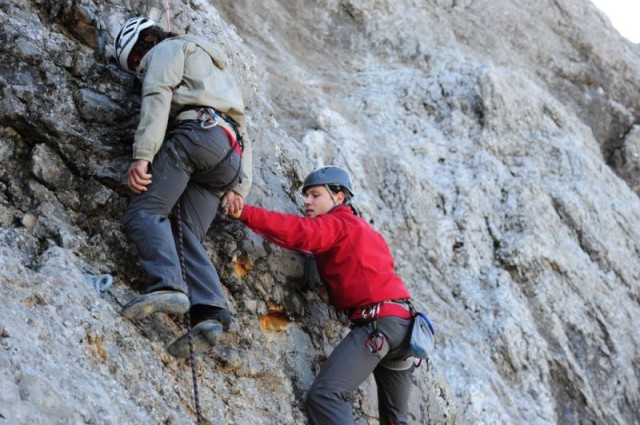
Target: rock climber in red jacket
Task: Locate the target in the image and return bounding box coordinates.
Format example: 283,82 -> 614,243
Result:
228,165 -> 415,425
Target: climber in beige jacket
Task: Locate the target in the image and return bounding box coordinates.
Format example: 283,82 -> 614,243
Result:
113,17 -> 251,357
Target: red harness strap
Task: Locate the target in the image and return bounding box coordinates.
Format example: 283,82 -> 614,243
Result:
219,124 -> 243,157
349,301 -> 412,323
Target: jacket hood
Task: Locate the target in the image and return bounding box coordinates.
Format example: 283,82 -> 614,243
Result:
175,34 -> 228,69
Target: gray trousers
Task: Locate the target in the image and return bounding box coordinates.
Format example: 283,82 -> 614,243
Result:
122,121 -> 241,308
307,316 -> 415,425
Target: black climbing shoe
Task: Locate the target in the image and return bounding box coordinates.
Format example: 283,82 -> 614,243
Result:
166,319 -> 223,358
121,290 -> 190,321
189,304 -> 232,331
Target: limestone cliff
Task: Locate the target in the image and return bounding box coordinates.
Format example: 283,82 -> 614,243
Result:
1,0 -> 639,424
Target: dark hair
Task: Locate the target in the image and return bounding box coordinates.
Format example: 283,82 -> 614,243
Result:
325,184 -> 359,216
137,26 -> 176,48
127,26 -> 177,71
327,184 -> 352,203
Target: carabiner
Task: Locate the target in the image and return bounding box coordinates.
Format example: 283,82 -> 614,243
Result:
360,303 -> 381,320
366,329 -> 385,353
197,108 -> 218,129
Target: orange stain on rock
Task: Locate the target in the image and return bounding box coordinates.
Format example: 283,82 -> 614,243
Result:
233,253 -> 253,278
267,301 -> 284,313
259,313 -> 291,332
259,302 -> 291,332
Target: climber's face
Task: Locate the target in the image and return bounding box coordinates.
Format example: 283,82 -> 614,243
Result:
127,49 -> 144,72
303,185 -> 344,218
127,34 -> 158,72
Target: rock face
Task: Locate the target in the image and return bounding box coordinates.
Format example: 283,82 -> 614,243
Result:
1,0 -> 639,424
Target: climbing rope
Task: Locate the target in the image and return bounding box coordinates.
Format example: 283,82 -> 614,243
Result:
174,204 -> 203,425
162,0 -> 173,33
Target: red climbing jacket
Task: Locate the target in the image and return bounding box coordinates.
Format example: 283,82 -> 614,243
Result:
238,204 -> 411,312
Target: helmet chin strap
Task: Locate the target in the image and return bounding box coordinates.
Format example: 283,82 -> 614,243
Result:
325,184 -> 341,207
324,184 -> 344,209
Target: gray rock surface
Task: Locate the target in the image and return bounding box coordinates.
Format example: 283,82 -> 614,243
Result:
1,0 -> 639,424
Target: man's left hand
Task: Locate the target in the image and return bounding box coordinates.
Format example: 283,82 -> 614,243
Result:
127,159 -> 152,194
221,191 -> 244,218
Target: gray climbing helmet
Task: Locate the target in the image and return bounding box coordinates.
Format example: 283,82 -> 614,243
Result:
114,17 -> 155,72
302,166 -> 354,197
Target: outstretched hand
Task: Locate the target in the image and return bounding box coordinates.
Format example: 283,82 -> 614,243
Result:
221,191 -> 244,218
127,159 -> 152,194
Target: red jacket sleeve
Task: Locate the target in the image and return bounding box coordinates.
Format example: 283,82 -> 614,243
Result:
238,205 -> 345,254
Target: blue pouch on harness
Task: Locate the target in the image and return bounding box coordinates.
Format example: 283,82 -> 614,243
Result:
410,312 -> 435,359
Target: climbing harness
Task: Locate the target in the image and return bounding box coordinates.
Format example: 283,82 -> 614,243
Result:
349,300 -> 414,356
195,107 -> 244,157
348,302 -> 387,354
349,300 -> 413,324
173,204 -> 203,425
85,274 -> 114,293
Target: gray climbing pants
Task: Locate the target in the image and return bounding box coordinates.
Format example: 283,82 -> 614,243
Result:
307,316 -> 415,425
122,121 -> 241,308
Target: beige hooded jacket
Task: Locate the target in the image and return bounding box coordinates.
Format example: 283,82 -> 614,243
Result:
134,34 -> 252,198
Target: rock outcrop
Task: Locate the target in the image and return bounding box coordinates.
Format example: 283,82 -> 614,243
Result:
1,0 -> 639,424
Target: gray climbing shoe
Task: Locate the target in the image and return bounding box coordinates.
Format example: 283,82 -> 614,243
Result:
121,290 -> 190,321
166,320 -> 223,358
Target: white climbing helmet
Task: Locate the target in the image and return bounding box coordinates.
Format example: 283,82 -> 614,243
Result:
114,17 -> 155,72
